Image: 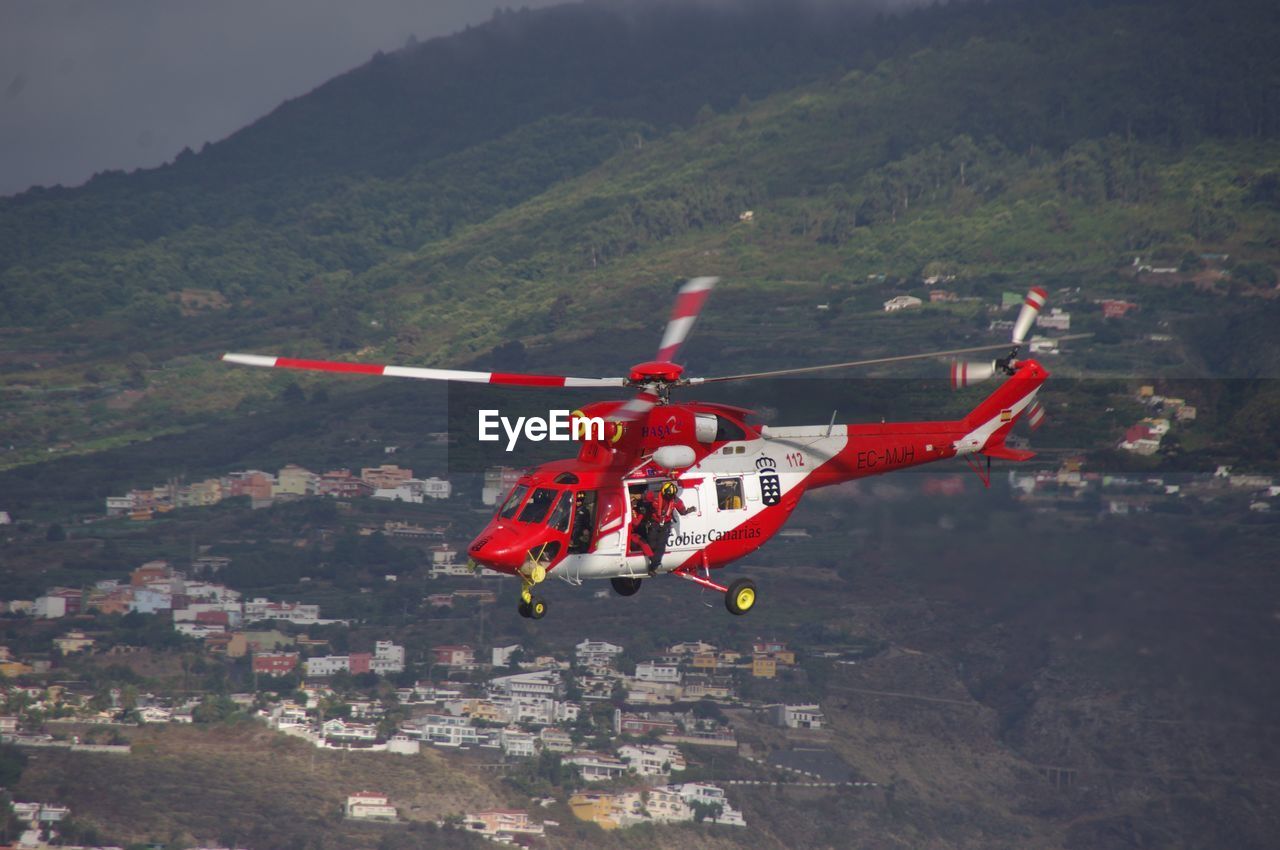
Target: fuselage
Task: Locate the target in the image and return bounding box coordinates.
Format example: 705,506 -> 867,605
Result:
467,360 -> 1048,583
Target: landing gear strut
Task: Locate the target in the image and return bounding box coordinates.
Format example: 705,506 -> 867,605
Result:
611,576 -> 642,597
670,563 -> 759,616
517,555 -> 548,619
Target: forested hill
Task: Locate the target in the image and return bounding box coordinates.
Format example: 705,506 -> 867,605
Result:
2,0 -> 1280,476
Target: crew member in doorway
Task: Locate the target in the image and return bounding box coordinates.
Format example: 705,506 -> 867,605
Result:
641,480 -> 694,575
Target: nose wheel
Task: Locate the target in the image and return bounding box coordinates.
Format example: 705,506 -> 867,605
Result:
518,595 -> 547,619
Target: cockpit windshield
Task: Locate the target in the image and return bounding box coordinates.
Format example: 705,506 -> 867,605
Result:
498,484 -> 529,520
517,487 -> 559,524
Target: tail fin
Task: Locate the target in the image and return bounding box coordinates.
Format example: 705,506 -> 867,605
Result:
954,360 -> 1049,461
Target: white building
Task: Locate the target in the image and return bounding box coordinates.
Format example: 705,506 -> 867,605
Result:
883,295 -> 923,312
306,655 -> 350,677
244,598 -> 322,625
492,644 -> 522,668
618,743 -> 686,776
346,792 -> 397,821
372,477 -> 452,503
371,641 -> 406,674
1035,307 -> 1071,331
33,596 -> 67,619
387,734 -> 421,755
499,727 -> 538,758
489,669 -> 562,699
634,662 -> 681,684
575,640 -> 624,668
565,753 -> 628,781
412,714 -> 482,747
667,783 -> 747,826
768,703 -> 825,729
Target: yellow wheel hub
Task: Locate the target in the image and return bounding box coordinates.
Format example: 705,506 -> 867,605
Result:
735,587 -> 756,611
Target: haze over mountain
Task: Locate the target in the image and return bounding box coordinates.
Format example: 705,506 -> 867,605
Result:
0,0 -> 571,196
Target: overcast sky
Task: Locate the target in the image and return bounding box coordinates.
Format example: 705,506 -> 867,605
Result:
0,0 -> 566,197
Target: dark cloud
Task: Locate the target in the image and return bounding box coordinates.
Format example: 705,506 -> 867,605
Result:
0,0 -> 565,196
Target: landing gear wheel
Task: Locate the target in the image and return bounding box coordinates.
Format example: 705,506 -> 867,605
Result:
528,596 -> 547,619
517,600 -> 532,618
725,578 -> 757,616
611,577 -> 642,597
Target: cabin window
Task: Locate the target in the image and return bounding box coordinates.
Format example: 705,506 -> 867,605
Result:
498,484 -> 528,519
517,488 -> 558,524
547,492 -> 571,532
716,477 -> 745,510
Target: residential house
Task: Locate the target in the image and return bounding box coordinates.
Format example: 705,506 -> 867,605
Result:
751,656 -> 777,679
317,469 -> 374,498
432,645 -> 477,669
618,743 -> 686,776
224,470 -> 275,504
565,752 -> 628,781
768,703 -> 825,729
489,669 -> 561,699
635,662 -> 681,684
575,639 -> 624,668
243,598 -> 322,625
361,464 -> 414,489
462,810 -> 546,840
614,710 -> 679,737
539,727 -> 573,753
253,652 -> 299,677
499,727 -> 538,758
306,656 -> 351,677
323,719 -> 378,745
275,464 -> 318,498
665,783 -> 747,826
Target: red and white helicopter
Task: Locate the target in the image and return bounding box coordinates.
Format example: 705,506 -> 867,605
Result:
224,279 -> 1065,619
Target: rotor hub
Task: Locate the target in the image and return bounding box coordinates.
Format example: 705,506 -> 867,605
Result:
628,360 -> 685,385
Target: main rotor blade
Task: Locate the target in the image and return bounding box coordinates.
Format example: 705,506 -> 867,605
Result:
655,276 -> 718,362
221,353 -> 627,388
687,334 -> 1093,384
607,389 -> 661,422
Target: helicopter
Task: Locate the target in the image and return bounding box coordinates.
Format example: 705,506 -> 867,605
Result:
224,278 -> 1072,619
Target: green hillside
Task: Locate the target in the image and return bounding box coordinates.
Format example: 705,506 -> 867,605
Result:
3,0 -> 1280,483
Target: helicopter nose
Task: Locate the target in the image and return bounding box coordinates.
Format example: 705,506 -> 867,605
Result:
467,525 -> 528,573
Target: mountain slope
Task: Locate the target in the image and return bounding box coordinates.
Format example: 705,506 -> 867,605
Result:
2,0 -> 1280,477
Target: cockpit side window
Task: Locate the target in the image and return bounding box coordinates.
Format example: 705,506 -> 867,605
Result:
498,484 -> 528,519
715,415 -> 747,442
547,492 -> 571,533
517,487 -> 558,524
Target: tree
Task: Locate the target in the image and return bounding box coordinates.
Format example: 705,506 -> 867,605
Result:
45,523 -> 66,542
